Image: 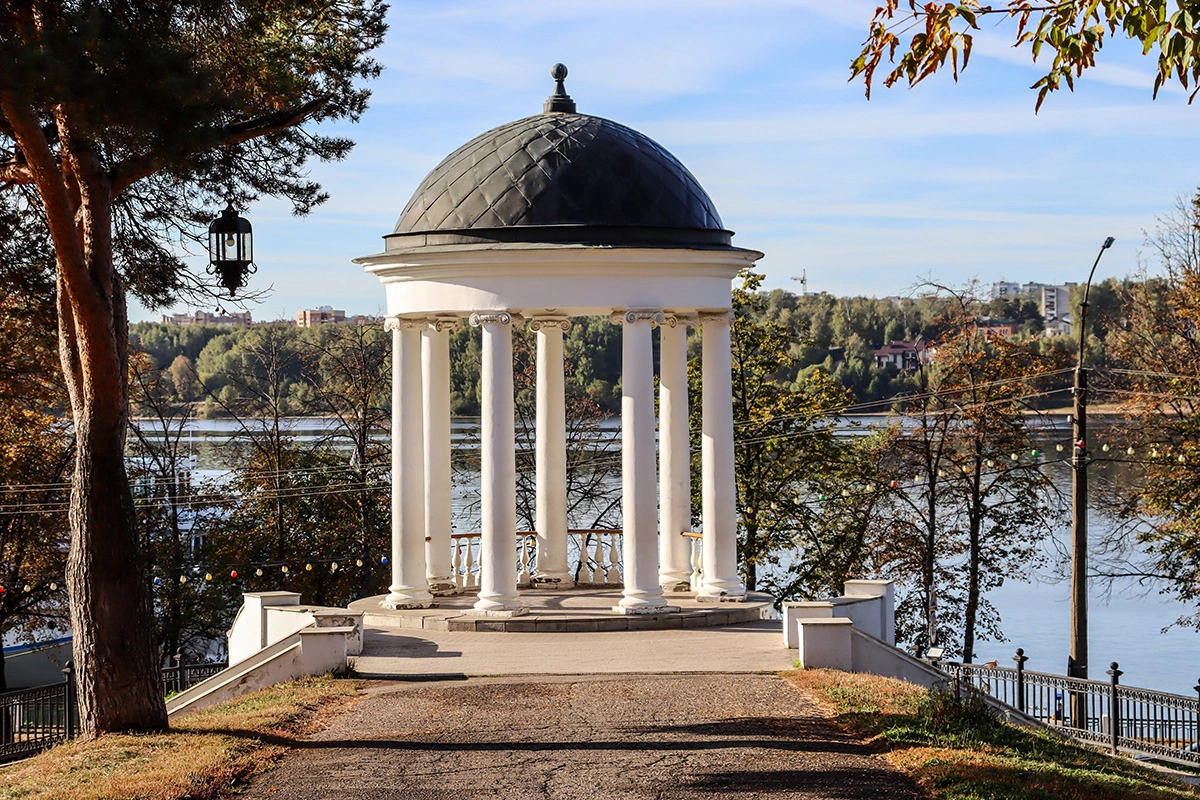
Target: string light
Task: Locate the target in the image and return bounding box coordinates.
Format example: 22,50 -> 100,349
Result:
331,562 -> 338,572
305,563 -> 313,571
281,565 -> 289,574
179,575 -> 188,584
49,582 -> 56,591
255,568 -> 263,576
355,559 -> 363,567
22,584 -> 30,592
230,570 -> 238,579
205,573 -> 213,581
1056,444 -> 1064,452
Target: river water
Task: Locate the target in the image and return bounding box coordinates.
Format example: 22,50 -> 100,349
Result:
140,416 -> 1199,697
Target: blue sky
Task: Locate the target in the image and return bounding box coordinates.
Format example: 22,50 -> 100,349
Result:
138,0 -> 1200,322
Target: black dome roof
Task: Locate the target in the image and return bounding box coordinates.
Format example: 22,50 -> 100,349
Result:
389,106 -> 733,250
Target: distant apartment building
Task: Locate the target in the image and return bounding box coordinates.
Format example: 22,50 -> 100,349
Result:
161,309 -> 252,326
295,306 -> 346,327
989,281 -> 1075,329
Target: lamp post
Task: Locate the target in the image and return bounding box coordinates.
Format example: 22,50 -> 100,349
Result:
208,202 -> 256,297
1068,235 -> 1114,726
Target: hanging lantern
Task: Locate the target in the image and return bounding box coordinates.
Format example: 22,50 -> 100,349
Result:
207,203 -> 256,297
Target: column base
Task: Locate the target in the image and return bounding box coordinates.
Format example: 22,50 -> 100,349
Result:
381,589 -> 434,609
696,591 -> 747,604
659,573 -> 693,593
473,595 -> 526,616
427,579 -> 457,597
531,574 -> 575,589
612,603 -> 681,616
468,605 -> 528,618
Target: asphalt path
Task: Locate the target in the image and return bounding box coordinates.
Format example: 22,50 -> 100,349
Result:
237,673 -> 926,800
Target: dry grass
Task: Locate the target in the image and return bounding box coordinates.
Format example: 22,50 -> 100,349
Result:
0,676 -> 360,800
788,669 -> 1200,800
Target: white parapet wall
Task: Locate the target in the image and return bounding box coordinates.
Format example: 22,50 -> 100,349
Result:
166,626 -> 355,718
784,579 -> 929,682
782,579 -> 896,650
228,592 -> 363,666
166,593 -> 364,719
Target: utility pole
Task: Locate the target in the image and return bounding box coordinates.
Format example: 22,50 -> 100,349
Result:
1069,235 -> 1114,727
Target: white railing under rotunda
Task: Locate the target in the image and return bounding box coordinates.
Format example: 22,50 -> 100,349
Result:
449,530 -> 701,592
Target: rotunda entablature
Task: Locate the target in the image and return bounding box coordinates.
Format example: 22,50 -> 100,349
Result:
358,244 -> 760,318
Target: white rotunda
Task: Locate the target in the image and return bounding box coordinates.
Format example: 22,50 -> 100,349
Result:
355,65 -> 762,617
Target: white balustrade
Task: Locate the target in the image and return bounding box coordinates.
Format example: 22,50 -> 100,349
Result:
562,529 -> 624,586
452,532 -> 549,592
452,534 -> 480,593
448,529 -> 634,592
517,533 -> 537,588
684,532 -> 704,591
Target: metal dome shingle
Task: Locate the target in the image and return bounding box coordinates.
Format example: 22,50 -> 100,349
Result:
393,113 -> 726,240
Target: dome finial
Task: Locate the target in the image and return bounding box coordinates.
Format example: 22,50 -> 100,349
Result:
544,63 -> 576,114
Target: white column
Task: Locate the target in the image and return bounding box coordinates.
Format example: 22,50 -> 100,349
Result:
698,310 -> 746,602
658,315 -> 693,591
423,318 -> 458,595
470,312 -> 525,615
530,316 -> 572,587
612,310 -> 676,614
383,317 -> 432,609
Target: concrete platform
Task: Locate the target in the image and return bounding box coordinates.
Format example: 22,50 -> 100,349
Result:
348,588 -> 776,633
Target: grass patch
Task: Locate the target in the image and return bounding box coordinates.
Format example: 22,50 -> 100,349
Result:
0,675 -> 360,800
788,669 -> 1200,800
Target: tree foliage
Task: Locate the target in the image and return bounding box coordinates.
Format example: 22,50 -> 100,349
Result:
0,237 -> 70,691
0,0 -> 386,734
1097,191 -> 1200,628
853,1 -> 1200,109
877,293 -> 1066,659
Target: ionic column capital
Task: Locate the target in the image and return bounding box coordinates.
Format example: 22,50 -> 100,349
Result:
528,315 -> 572,332
610,309 -> 667,327
469,311 -> 522,328
697,310 -> 733,326
385,315 -> 430,332
427,316 -> 461,332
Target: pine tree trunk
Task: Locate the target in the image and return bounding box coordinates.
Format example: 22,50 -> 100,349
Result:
61,268 -> 169,735
5,98 -> 172,735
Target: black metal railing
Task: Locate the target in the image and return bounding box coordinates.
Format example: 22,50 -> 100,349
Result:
937,649 -> 1200,765
0,661 -> 76,764
161,651 -> 228,696
0,653 -> 228,765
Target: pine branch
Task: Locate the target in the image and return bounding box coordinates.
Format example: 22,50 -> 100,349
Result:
109,96 -> 330,197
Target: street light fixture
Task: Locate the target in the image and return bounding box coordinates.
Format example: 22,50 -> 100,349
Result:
207,202 -> 256,297
1068,235 -> 1114,725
